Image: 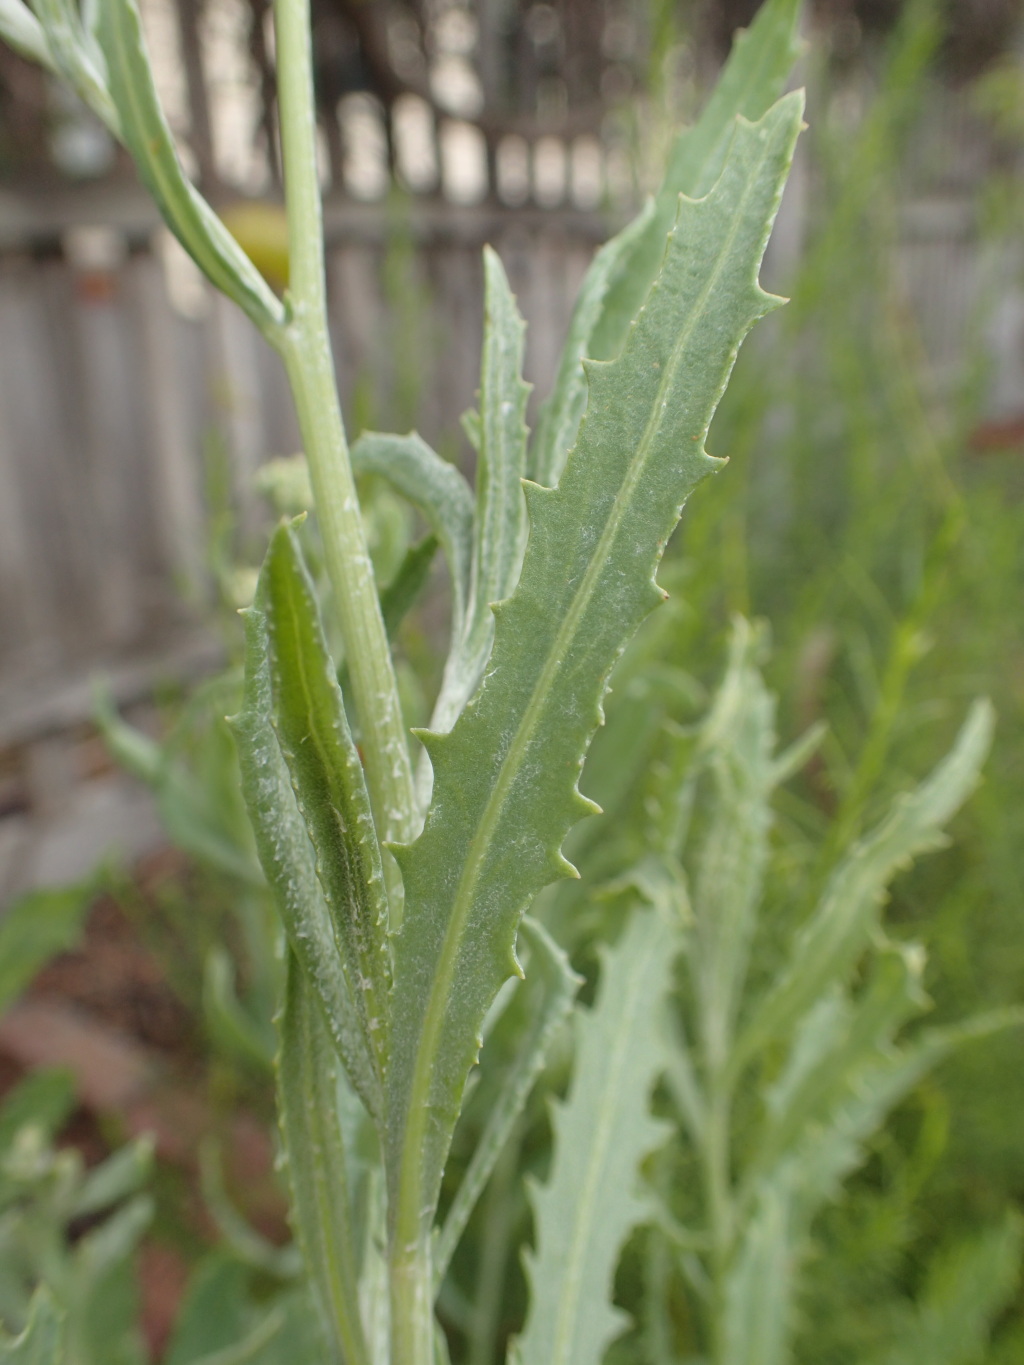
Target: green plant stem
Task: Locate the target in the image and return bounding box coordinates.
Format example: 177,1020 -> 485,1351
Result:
390,1240 -> 435,1365
814,504 -> 962,883
272,0 -> 415,849
703,1084 -> 733,1365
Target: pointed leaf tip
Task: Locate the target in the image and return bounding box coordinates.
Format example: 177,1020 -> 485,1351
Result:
386,94 -> 803,1240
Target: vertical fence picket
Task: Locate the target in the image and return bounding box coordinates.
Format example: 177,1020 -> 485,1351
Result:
134,251 -> 208,597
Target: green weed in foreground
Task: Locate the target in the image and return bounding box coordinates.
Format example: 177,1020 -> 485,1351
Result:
1,0 -> 1021,1361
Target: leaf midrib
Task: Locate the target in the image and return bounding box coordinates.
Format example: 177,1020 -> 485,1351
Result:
549,940 -> 653,1364
395,138 -> 770,1235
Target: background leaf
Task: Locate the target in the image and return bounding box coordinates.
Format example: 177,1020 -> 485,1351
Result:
433,917 -> 580,1287
510,906 -> 678,1365
0,882 -> 95,1015
276,958 -> 369,1365
0,1289 -> 63,1364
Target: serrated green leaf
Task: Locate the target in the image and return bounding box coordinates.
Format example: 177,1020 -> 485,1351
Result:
350,432 -> 474,637
95,0 -> 283,336
689,619 -> 779,1074
230,602 -> 380,1118
723,1009 -> 1024,1365
743,941 -> 927,1202
276,957 -> 369,1365
590,0 -> 804,364
386,95 -> 803,1247
793,1006 -> 1024,1223
0,1288 -> 63,1363
256,521 -> 391,1085
736,699 -> 995,1068
433,917 -> 581,1286
431,247 -> 531,737
530,0 -> 803,488
510,907 -> 678,1365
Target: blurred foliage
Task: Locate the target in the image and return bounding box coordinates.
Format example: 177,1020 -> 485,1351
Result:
0,0 -> 1022,1359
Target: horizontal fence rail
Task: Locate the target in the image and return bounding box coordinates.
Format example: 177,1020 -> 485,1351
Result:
0,194 -> 607,742
0,95 -> 1020,745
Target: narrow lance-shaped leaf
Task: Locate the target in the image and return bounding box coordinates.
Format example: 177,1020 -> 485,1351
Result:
528,200 -> 655,487
530,0 -> 803,488
431,247 -> 531,737
72,1136 -> 154,1221
743,940 -> 928,1203
433,917 -> 581,1287
185,1309 -> 288,1365
229,603 -> 380,1118
589,0 -> 804,363
721,1007 -> 1024,1365
30,0 -> 120,133
0,1289 -> 64,1364
94,691 -> 263,886
789,1005 -> 1024,1225
0,0 -> 54,68
379,534 -> 439,639
277,958 -> 370,1365
198,1140 -> 301,1279
510,907 -> 678,1365
258,521 -> 392,1083
719,1180 -> 792,1365
203,947 -> 277,1073
386,95 -> 804,1247
349,431 -> 475,644
0,881 -> 94,1014
863,1215 -> 1023,1365
689,619 -> 779,1076
735,699 -> 994,1069
95,0 -> 284,336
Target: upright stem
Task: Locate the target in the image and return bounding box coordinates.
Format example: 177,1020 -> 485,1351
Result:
272,0 -> 416,848
703,1084 -> 733,1365
271,4 -> 428,1360
390,1242 -> 435,1365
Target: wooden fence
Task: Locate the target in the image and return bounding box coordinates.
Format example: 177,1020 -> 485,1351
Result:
0,192 -> 605,743
0,159 -> 1021,907
1,146 -> 1021,746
